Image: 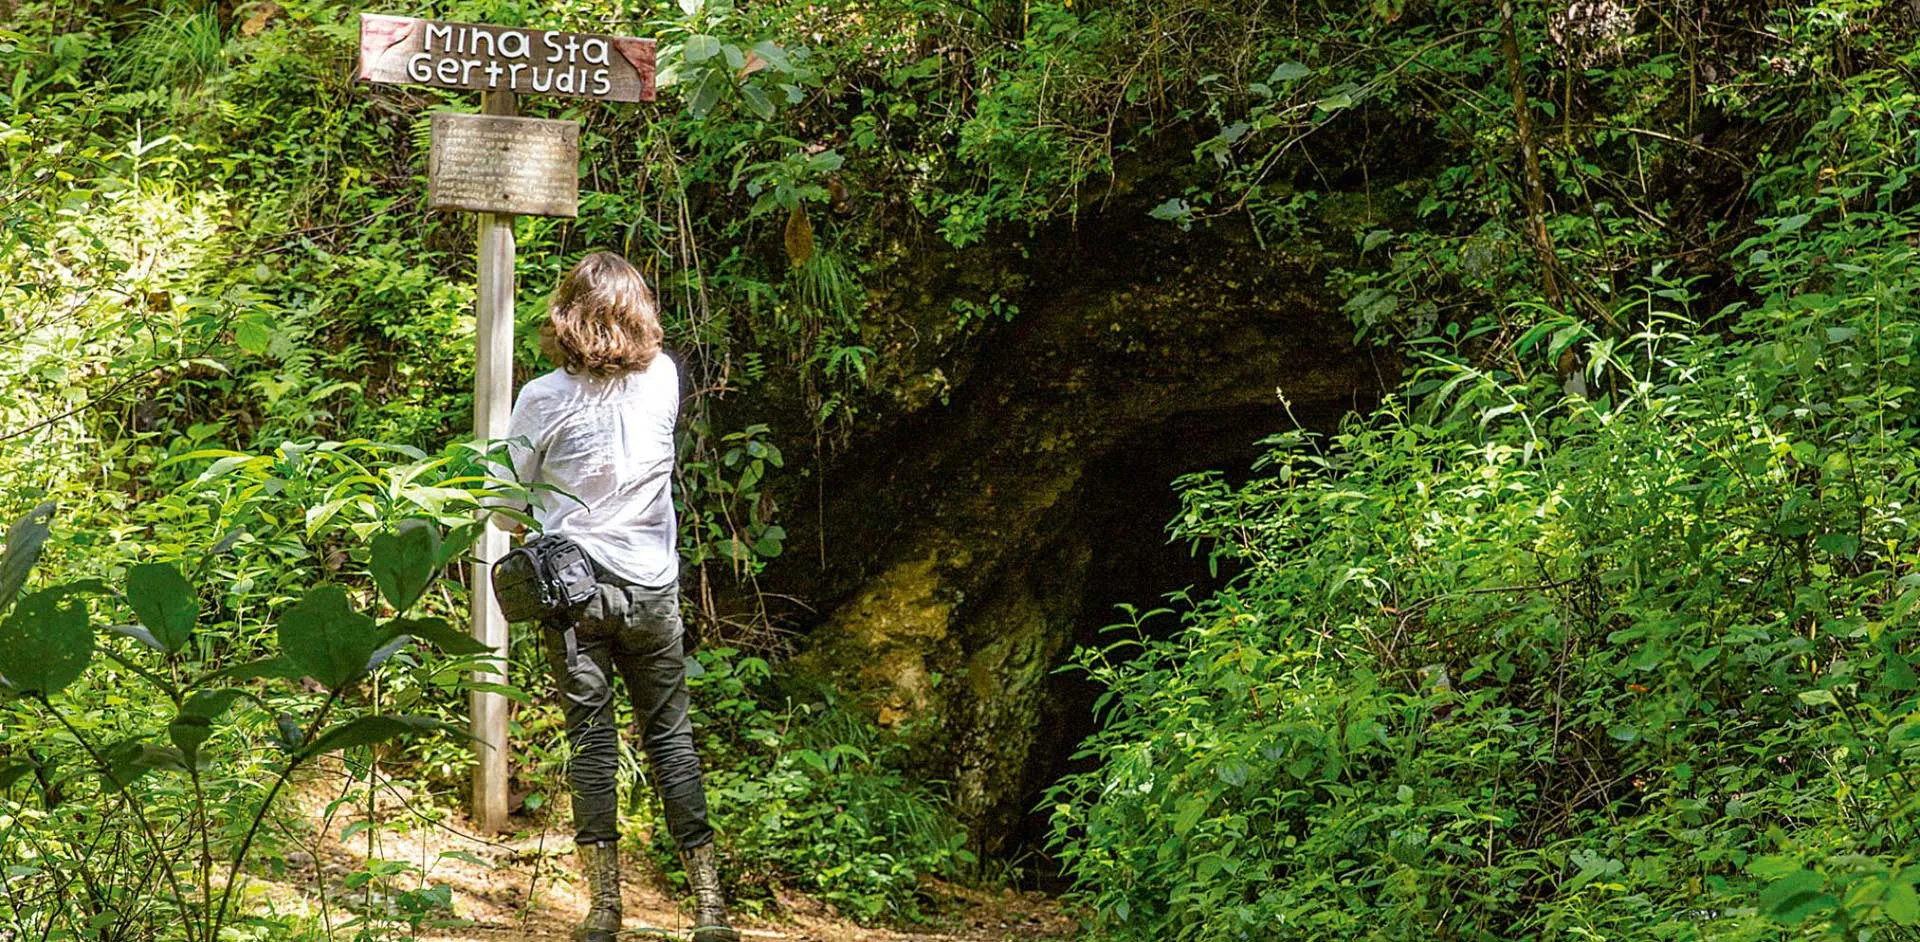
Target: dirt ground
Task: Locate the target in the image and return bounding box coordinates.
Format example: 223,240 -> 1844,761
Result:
256,766 -> 1081,942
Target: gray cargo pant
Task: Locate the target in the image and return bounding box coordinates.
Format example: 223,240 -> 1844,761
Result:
542,572 -> 713,850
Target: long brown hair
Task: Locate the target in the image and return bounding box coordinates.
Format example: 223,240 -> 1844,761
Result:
539,252 -> 663,376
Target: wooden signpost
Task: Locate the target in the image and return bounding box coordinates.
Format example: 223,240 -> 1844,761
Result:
359,13 -> 656,101
359,12 -> 654,834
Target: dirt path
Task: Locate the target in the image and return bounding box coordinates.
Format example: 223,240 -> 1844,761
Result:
260,768 -> 1080,942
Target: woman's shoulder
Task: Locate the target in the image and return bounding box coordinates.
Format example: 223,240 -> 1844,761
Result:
628,352 -> 677,390
645,353 -> 680,400
518,369 -> 575,404
523,358 -> 672,403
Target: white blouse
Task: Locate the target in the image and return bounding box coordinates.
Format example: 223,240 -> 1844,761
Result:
500,354 -> 681,588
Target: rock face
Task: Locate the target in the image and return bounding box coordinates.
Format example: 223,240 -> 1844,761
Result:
778,215 -> 1382,853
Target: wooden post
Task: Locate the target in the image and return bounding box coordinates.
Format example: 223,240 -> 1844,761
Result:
470,89 -> 517,835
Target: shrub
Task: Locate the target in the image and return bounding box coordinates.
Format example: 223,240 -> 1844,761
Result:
1050,24 -> 1920,941
0,504 -> 494,941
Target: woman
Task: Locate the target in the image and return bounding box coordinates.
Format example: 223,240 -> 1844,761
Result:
502,251 -> 737,942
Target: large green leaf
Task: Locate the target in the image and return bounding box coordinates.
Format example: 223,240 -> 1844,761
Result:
688,68 -> 726,116
739,83 -> 774,121
277,586 -> 380,690
436,521 -> 482,567
303,714 -> 456,757
1759,869 -> 1832,924
169,688 -> 253,760
0,501 -> 56,615
0,760 -> 36,793
683,34 -> 720,63
1887,875 -> 1920,926
126,562 -> 197,654
370,521 -> 438,613
1268,61 -> 1311,83
1885,642 -> 1919,692
384,616 -> 490,656
0,587 -> 93,696
100,739 -> 187,791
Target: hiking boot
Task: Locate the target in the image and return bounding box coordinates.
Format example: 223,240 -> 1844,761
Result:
575,840 -> 622,942
684,841 -> 739,942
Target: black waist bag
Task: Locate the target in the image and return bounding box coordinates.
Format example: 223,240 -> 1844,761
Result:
491,534 -> 597,624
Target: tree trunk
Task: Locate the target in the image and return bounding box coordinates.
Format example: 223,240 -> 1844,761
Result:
1501,0 -> 1562,311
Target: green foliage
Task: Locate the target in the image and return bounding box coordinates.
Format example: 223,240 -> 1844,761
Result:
0,585 -> 95,696
0,502 -> 54,611
0,0 -> 1240,614
673,651 -> 976,921
27,0 -> 1920,934
1050,12 -> 1920,938
111,0 -> 229,93
127,561 -> 200,654
0,504 -> 484,941
679,422 -> 788,575
654,0 -> 804,120
0,0 -> 1267,930
0,433 -> 517,938
369,521 -> 441,614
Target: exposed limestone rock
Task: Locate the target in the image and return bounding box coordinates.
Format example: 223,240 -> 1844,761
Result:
772,215 -> 1384,852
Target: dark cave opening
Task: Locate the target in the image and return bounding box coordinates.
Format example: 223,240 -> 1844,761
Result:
754,203 -> 1391,872
1010,397 -> 1361,885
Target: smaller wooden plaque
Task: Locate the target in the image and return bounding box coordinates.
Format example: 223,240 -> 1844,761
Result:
428,113 -> 580,218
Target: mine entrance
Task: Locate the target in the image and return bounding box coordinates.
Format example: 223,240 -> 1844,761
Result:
1013,398 -> 1360,884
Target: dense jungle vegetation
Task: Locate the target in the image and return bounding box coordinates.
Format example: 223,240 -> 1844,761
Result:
5,0 -> 1920,939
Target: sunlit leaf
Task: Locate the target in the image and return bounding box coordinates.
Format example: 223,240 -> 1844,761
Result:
1887,875 -> 1920,925
370,520 -> 438,613
684,34 -> 720,64
1318,92 -> 1353,111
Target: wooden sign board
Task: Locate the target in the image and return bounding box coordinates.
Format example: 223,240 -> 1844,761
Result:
359,13 -> 655,103
428,113 -> 580,218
